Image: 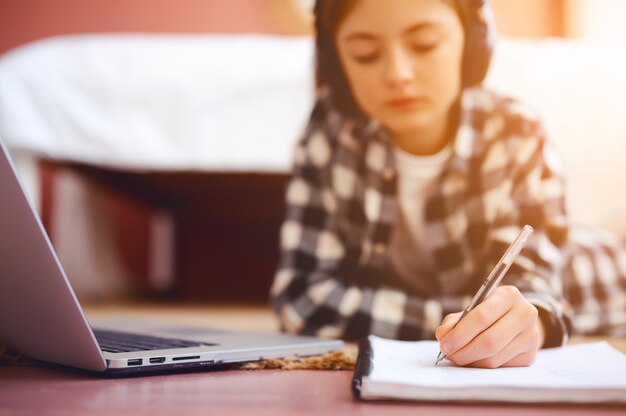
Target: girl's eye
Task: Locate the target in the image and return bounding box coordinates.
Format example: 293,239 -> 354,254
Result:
412,43 -> 438,53
353,52 -> 380,64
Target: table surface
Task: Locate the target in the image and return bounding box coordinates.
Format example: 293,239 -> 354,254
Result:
1,301 -> 625,416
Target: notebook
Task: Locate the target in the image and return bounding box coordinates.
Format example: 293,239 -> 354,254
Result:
352,335 -> 626,404
0,137 -> 343,375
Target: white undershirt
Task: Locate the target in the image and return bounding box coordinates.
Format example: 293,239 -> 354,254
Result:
387,144 -> 452,295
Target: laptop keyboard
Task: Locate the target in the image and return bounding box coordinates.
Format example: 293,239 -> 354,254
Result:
93,329 -> 214,353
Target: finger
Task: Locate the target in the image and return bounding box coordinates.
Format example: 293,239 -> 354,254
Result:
467,327 -> 538,369
447,302 -> 533,366
435,312 -> 462,341
439,293 -> 512,357
498,350 -> 538,367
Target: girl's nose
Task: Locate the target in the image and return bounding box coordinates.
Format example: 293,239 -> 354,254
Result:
384,46 -> 414,87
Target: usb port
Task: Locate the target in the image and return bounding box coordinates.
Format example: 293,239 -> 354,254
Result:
127,359 -> 143,366
149,357 -> 166,364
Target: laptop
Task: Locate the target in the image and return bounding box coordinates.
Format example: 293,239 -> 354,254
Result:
0,138 -> 343,374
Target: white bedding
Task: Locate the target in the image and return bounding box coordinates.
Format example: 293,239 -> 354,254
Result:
485,38 -> 626,234
0,34 -> 315,172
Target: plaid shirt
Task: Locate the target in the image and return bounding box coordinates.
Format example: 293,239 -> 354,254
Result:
271,87 -> 626,345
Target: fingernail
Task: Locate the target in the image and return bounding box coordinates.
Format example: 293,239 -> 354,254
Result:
442,341 -> 451,355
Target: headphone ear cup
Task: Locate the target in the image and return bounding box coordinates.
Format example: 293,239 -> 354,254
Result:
462,1 -> 495,87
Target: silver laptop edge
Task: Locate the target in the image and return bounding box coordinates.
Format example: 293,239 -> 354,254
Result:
0,138 -> 342,373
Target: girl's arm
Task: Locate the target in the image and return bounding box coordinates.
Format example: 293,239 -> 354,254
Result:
437,115 -> 572,367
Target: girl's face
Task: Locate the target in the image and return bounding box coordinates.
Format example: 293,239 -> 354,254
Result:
336,0 -> 465,142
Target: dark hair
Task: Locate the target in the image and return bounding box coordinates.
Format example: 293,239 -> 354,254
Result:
313,0 -> 494,118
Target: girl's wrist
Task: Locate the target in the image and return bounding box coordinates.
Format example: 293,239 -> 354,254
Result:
536,310 -> 547,349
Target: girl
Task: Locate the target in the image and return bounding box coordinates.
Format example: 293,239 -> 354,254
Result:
271,0 -> 626,368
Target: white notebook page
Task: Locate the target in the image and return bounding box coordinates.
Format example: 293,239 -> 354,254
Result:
361,336 -> 626,403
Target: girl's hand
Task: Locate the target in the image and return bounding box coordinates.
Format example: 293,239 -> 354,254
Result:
434,285 -> 545,368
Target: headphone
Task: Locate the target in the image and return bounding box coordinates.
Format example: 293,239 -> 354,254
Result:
455,0 -> 495,87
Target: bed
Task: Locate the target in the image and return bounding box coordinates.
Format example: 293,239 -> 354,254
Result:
1,30 -> 625,299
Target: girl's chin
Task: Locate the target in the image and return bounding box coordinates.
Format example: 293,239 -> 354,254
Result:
383,117 -> 435,136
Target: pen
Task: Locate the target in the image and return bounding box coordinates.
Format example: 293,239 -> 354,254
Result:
435,225 -> 534,365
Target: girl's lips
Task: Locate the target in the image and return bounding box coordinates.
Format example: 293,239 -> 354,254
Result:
387,96 -> 425,110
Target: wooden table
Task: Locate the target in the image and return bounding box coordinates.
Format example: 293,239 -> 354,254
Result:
1,302 -> 625,416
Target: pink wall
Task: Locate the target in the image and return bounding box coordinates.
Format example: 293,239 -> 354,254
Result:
0,0 -> 575,56
0,0 -> 285,54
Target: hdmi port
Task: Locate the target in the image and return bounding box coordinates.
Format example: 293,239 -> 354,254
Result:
149,357 -> 166,364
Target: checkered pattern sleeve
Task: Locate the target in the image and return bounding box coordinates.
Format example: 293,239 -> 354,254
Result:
270,113 -> 465,341
564,227 -> 626,337
484,108 -> 573,347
